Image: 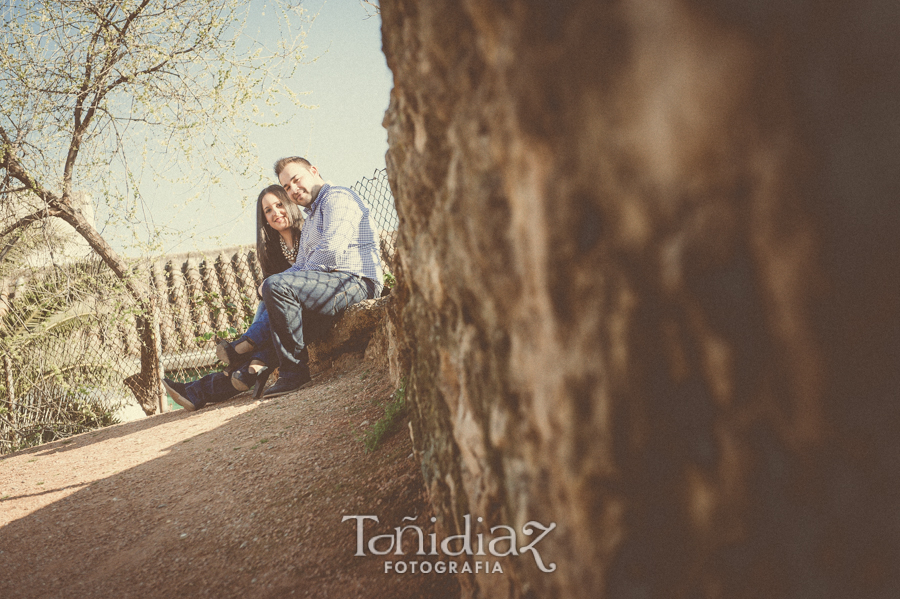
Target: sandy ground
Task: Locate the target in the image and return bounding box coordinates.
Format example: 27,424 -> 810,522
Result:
0,354 -> 460,599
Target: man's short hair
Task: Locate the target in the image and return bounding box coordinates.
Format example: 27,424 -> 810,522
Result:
274,156 -> 312,178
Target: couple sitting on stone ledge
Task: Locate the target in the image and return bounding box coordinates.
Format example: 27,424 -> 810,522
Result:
162,156 -> 384,411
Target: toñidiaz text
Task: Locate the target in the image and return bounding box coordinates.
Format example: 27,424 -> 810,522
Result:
342,514 -> 557,574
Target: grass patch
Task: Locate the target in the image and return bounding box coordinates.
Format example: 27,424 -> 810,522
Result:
363,379 -> 407,453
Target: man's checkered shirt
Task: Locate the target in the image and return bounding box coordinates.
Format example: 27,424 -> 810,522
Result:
288,183 -> 384,296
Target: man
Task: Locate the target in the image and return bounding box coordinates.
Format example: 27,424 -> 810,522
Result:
261,156 -> 383,397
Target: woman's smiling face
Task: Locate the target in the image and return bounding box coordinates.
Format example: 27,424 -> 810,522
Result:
262,193 -> 290,231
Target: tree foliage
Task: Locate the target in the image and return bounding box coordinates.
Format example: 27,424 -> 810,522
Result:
0,0 -> 309,257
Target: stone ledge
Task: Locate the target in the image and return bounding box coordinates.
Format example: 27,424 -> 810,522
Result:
308,294 -> 393,371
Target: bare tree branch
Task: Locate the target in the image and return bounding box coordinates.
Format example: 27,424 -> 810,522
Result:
0,236 -> 21,264
0,207 -> 61,241
360,0 -> 380,18
0,187 -> 30,195
64,0 -> 154,196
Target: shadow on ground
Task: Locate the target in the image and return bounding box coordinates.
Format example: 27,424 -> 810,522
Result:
0,357 -> 460,599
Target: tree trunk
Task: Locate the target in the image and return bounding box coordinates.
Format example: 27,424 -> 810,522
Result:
122,310 -> 165,416
381,1 -> 900,597
54,203 -> 165,415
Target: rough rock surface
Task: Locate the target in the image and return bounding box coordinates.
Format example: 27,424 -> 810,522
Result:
380,1 -> 900,598
282,296 -> 407,418
309,296 -> 393,372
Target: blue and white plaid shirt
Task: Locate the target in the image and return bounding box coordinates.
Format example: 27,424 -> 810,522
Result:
289,183 -> 384,297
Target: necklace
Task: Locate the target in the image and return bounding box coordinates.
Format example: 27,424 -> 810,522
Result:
279,236 -> 298,262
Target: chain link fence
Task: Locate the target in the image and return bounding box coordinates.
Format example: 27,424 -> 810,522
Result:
353,167 -> 398,274
0,168 -> 397,453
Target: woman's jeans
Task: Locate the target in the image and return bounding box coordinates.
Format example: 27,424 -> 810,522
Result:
240,302 -> 274,364
182,302 -> 272,407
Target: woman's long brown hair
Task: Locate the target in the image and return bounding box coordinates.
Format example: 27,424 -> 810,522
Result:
255,185 -> 304,278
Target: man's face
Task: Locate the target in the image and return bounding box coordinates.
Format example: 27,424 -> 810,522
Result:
279,162 -> 322,208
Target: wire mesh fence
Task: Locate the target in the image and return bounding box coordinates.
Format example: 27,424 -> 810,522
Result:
353,167 -> 399,274
0,168 -> 397,453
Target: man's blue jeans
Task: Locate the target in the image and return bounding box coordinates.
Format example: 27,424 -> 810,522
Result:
261,270 -> 371,377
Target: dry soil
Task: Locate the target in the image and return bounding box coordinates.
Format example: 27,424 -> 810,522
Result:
0,354 -> 460,599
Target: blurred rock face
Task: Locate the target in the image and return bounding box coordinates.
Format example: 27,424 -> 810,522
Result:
381,1 -> 900,597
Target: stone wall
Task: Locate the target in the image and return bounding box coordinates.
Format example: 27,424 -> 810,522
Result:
381,1 -> 900,598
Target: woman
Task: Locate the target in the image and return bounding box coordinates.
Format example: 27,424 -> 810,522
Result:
162,185 -> 303,411
216,183 -> 305,389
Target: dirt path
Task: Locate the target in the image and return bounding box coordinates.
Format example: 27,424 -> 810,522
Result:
0,355 -> 460,599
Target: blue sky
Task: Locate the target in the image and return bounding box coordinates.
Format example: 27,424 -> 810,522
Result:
113,0 -> 392,256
